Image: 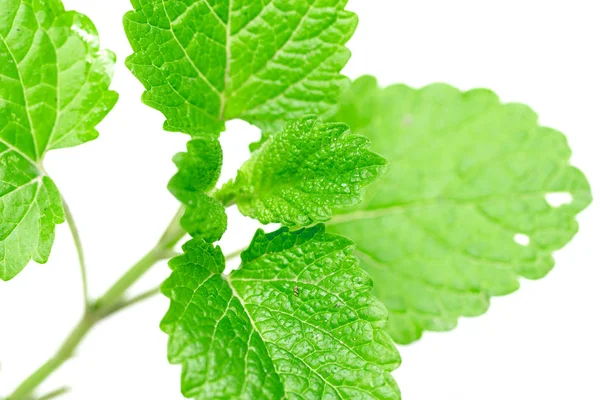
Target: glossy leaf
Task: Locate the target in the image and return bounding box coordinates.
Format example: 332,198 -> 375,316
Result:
161,225 -> 401,399
223,116 -> 387,226
0,0 -> 117,280
124,0 -> 357,135
168,137 -> 226,242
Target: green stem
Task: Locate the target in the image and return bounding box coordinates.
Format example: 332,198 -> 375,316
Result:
37,387 -> 70,400
225,247 -> 244,261
94,206 -> 186,311
101,286 -> 162,319
62,200 -> 90,308
100,247 -> 247,317
37,386 -> 70,400
9,315 -> 95,400
157,205 -> 187,250
7,207 -> 186,399
93,248 -> 168,312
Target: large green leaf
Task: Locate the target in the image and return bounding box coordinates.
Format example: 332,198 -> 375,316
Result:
124,0 -> 357,135
161,225 -> 401,399
0,0 -> 117,280
329,76 -> 592,344
168,137 -> 227,242
220,116 -> 387,226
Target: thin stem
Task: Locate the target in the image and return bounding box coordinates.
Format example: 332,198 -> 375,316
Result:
36,386 -> 69,400
101,286 -> 162,318
7,207 -> 186,399
225,247 -> 244,261
157,205 -> 186,250
92,248 -> 168,312
9,315 -> 96,399
62,200 -> 89,308
94,206 -> 186,311
101,247 -> 247,317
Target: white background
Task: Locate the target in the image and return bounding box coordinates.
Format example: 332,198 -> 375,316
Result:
1,0 -> 599,399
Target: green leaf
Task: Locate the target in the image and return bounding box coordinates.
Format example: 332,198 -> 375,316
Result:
124,0 -> 357,135
328,76 -> 592,344
161,225 -> 401,399
0,0 -> 117,280
168,137 -> 227,242
223,116 -> 387,226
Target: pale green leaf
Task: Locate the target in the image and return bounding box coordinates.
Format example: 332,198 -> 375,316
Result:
329,76 -> 592,344
124,0 -> 357,135
222,116 -> 387,226
168,137 -> 226,242
161,224 -> 401,399
0,0 -> 117,280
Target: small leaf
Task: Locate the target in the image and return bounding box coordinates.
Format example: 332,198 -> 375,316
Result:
0,0 -> 117,280
169,137 -> 227,242
124,0 -> 357,135
161,225 -> 401,399
169,138 -> 222,193
177,193 -> 227,244
329,76 -> 592,344
223,116 -> 387,226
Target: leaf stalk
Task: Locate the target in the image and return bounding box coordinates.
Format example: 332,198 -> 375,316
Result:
7,207 -> 187,399
62,199 -> 90,309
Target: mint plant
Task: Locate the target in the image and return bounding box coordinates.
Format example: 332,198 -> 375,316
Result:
0,0 -> 591,399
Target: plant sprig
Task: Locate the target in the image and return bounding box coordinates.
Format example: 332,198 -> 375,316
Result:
0,0 -> 591,398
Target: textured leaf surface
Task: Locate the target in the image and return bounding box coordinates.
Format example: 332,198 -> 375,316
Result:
169,137 -> 226,242
0,0 -> 117,280
161,225 -> 401,399
224,116 -> 387,226
329,76 -> 592,344
124,0 -> 356,135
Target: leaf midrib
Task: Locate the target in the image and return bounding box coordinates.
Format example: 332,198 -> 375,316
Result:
0,27 -> 40,161
159,0 -> 223,105
163,0 -> 318,124
0,178 -> 41,247
219,0 -> 232,120
328,189 -> 579,226
227,275 -> 350,400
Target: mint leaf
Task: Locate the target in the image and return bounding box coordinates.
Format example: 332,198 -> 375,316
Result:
222,116 -> 387,226
161,225 -> 401,399
169,137 -> 226,242
329,76 -> 592,344
0,0 -> 117,280
124,0 -> 357,135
